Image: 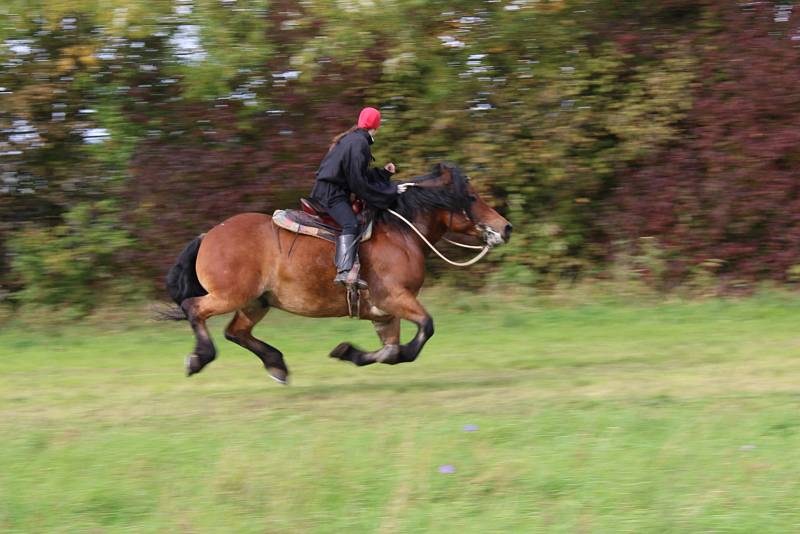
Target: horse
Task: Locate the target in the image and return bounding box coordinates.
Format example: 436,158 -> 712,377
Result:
163,163 -> 512,384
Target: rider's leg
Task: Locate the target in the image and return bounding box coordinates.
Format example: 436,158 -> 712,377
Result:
326,199 -> 359,235
326,201 -> 366,288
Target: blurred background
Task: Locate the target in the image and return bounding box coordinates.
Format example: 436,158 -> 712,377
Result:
4,1 -> 800,532
3,0 -> 800,312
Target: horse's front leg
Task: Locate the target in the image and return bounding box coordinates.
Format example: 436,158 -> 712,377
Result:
372,317 -> 401,363
329,317 -> 401,366
364,292 -> 433,365
390,293 -> 433,364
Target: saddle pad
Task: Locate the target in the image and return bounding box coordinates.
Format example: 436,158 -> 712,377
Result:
272,209 -> 372,243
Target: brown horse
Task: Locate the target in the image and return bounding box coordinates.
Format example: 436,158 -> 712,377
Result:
164,163 -> 511,383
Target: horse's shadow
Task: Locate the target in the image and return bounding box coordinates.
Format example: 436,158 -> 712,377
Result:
280,372 -> 530,399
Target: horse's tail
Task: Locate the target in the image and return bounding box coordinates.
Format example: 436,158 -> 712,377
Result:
156,235 -> 208,321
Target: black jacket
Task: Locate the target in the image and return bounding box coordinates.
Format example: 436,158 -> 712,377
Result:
311,128 -> 398,210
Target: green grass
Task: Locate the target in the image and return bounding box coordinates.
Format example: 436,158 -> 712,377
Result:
3,292 -> 800,532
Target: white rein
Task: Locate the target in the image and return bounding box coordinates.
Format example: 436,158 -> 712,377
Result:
386,208 -> 491,267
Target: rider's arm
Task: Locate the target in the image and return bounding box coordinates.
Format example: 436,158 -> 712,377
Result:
343,141 -> 399,210
365,165 -> 392,184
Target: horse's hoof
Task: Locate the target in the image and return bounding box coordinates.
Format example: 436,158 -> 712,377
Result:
267,368 -> 289,385
329,342 -> 352,361
185,354 -> 202,377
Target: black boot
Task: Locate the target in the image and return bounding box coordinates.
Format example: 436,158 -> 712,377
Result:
333,234 -> 367,289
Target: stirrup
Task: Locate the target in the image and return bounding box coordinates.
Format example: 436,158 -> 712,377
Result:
349,278 -> 369,290
334,271 -> 367,290
346,262 -> 368,289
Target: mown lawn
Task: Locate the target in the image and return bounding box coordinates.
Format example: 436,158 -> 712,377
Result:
2,292 -> 800,533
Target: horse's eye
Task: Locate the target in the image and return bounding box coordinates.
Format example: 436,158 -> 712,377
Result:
468,195 -> 477,202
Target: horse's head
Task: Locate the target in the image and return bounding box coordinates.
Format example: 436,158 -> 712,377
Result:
414,163 -> 512,247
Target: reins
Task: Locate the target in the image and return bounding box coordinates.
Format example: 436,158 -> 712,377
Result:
443,237 -> 485,250
386,208 -> 491,267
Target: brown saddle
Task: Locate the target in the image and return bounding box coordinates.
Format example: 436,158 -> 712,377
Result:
272,198 -> 373,243
299,198 -> 364,225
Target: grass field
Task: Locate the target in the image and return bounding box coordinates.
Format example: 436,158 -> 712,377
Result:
3,292 -> 800,533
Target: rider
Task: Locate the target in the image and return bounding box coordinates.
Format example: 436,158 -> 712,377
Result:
310,106 -> 411,289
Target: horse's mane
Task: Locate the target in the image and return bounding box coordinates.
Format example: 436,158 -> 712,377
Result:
376,163 -> 471,227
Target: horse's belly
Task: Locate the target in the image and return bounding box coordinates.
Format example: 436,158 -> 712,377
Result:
268,244 -> 351,317
267,284 -> 345,317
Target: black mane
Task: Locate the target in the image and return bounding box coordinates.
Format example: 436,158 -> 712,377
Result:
376,163 -> 471,226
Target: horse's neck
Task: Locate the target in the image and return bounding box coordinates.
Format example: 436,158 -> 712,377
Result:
407,211 -> 447,251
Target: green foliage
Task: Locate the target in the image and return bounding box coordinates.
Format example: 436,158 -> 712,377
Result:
368,4 -> 697,282
172,0 -> 273,101
8,201 -> 132,313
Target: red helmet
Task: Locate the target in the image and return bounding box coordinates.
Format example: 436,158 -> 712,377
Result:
357,107 -> 381,129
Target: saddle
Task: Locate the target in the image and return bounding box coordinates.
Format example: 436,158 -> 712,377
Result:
272,198 -> 374,243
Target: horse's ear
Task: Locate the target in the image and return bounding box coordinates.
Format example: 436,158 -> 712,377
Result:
439,164 -> 454,185
415,162 -> 454,189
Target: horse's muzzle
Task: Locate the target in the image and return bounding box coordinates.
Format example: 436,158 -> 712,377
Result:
479,224 -> 505,247
503,224 -> 513,242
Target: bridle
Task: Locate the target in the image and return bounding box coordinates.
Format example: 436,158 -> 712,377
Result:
443,209 -> 486,249
386,208 -> 492,267
385,174 -> 494,267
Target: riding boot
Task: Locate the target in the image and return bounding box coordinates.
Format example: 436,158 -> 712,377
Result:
333,234 -> 367,289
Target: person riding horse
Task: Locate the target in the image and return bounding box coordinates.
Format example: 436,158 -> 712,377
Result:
310,107 -> 412,289
165,159 -> 511,382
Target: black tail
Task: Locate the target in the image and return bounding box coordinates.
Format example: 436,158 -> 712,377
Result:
157,235 -> 208,321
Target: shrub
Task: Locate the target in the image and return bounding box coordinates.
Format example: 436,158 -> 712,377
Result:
8,201 -> 132,313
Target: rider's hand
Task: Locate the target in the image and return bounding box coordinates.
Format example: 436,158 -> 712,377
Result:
384,162 -> 396,174
396,182 -> 415,194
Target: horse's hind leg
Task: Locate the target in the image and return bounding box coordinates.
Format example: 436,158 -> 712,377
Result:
330,317 -> 401,366
225,303 -> 289,384
182,293 -> 236,376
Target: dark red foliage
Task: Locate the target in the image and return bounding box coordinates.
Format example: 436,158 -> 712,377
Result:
612,2 -> 800,284
123,100 -> 356,284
